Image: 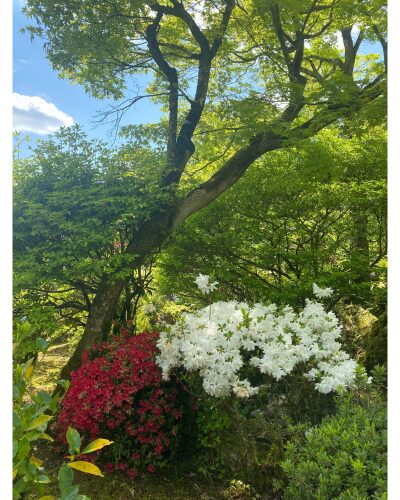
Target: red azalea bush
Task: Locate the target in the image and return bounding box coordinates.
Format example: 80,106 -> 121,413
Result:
56,331 -> 185,478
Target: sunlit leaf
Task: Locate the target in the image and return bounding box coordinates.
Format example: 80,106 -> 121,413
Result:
67,461 -> 104,477
81,438 -> 113,454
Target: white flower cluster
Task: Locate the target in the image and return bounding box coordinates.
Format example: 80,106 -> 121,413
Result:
195,273 -> 219,294
312,283 -> 334,299
144,303 -> 156,314
156,279 -> 356,398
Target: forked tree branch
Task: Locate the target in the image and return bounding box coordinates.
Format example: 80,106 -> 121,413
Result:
172,75 -> 385,227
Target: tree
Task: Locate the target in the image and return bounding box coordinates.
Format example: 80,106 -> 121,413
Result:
156,125 -> 387,312
13,127 -> 159,340
21,0 -> 387,377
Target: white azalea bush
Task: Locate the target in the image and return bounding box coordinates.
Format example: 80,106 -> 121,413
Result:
156,276 -> 357,398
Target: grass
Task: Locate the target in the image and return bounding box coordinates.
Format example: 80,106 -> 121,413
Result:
28,339 -> 75,395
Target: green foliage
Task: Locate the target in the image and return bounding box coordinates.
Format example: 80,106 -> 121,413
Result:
13,325 -> 111,500
158,126 -> 387,312
13,313 -> 55,363
13,338 -> 68,499
194,393 -> 232,479
16,0 -> 386,352
13,126 -> 157,289
22,0 -> 386,146
276,391 -> 387,499
13,126 -> 169,336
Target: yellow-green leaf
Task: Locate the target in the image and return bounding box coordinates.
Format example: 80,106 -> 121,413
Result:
67,461 -> 104,477
25,415 -> 52,431
39,432 -> 54,442
81,438 -> 114,454
39,496 -> 55,500
25,365 -> 34,380
30,456 -> 43,467
12,468 -> 17,480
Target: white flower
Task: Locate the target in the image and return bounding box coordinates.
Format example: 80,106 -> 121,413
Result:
312,283 -> 334,299
156,284 -> 356,399
144,303 -> 156,314
194,273 -> 219,294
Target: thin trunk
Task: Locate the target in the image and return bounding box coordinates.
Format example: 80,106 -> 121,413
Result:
353,213 -> 370,283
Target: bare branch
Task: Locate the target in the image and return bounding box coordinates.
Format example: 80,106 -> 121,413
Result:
92,93 -> 169,135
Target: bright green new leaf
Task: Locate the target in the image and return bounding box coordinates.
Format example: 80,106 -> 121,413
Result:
17,436 -> 30,461
38,432 -> 54,442
30,455 -> 43,467
34,474 -> 51,484
24,415 -> 52,431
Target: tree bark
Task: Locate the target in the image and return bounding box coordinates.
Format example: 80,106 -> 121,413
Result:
58,210 -> 173,380
59,277 -> 124,379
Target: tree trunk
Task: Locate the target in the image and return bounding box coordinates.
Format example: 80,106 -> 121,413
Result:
354,213 -> 370,283
59,276 -> 124,379
59,210 -> 173,381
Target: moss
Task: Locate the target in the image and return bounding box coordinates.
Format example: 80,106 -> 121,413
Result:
339,305 -> 387,371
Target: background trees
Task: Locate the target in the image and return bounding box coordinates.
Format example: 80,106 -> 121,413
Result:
157,124 -> 387,313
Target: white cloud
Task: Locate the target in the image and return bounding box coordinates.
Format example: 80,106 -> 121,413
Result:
12,92 -> 74,135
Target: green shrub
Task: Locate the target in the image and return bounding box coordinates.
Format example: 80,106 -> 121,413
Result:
13,339 -> 111,500
13,339 -> 65,499
276,392 -> 387,499
194,393 -> 232,479
13,308 -> 58,363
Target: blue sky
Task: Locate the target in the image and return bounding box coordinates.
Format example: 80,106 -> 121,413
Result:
13,0 -> 162,154
13,0 -> 383,156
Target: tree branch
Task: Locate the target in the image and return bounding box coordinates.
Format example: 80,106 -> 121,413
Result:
145,11 -> 178,168
172,75 -> 385,227
160,0 -> 235,186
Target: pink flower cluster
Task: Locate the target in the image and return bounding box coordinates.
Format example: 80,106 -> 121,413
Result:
56,331 -> 184,478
